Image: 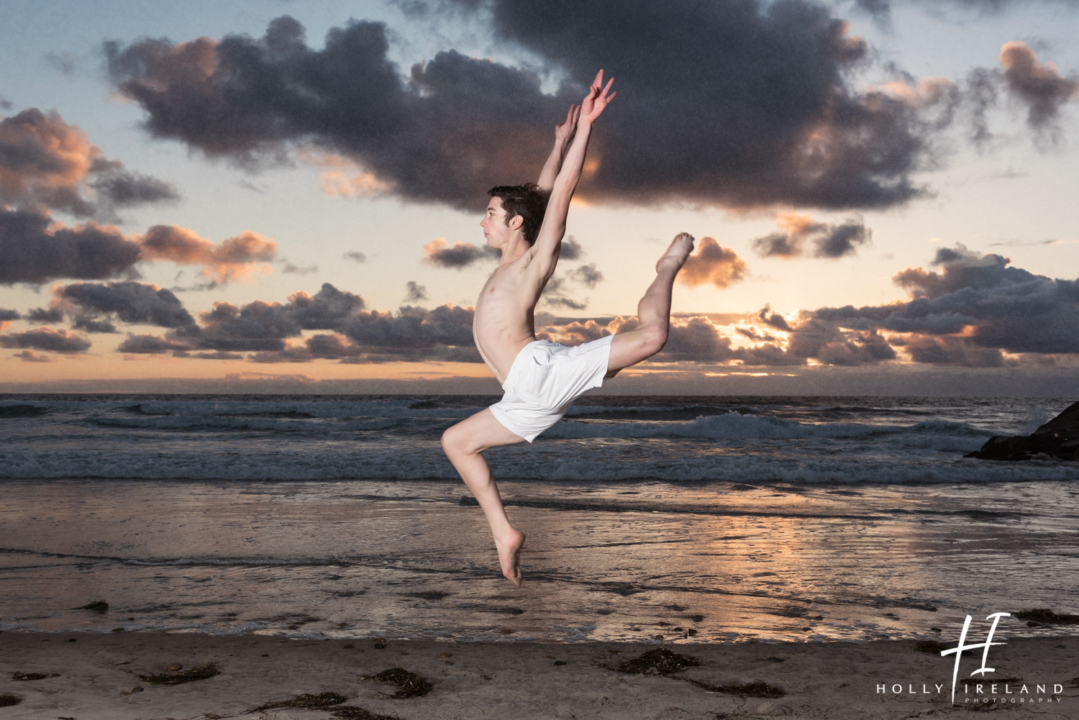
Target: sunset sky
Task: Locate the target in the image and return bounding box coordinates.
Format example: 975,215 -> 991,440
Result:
2,0 -> 1078,395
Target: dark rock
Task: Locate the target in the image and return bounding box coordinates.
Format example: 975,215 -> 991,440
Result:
967,401 -> 1079,461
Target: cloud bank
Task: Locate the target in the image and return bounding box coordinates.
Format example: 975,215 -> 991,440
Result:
104,4 -> 957,212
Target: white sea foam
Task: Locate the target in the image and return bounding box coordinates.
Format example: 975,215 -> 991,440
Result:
2,395 -> 1074,484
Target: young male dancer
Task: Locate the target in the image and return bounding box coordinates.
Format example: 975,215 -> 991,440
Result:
441,71 -> 696,584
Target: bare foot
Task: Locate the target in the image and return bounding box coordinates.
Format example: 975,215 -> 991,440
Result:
495,529 -> 526,586
657,232 -> 695,273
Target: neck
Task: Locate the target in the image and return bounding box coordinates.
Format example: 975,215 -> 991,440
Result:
499,236 -> 530,265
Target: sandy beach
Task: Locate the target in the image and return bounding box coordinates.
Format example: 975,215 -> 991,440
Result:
1,631 -> 1076,719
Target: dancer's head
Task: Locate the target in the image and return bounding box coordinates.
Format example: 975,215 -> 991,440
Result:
487,184 -> 547,246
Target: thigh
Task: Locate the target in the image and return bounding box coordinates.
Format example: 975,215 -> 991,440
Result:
447,408 -> 527,453
606,329 -> 657,374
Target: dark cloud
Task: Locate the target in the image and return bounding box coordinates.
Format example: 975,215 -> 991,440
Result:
405,280 -> 428,302
999,41 -> 1079,134
281,259 -> 319,275
759,305 -> 793,332
965,67 -> 999,147
678,238 -> 748,289
306,333 -> 363,359
853,0 -> 1079,22
657,317 -> 736,363
1,212 -> 272,288
0,108 -> 178,217
421,238 -> 498,268
90,170 -> 181,207
13,350 -> 52,362
560,236 -> 583,261
736,326 -> 776,342
176,350 -> 245,360
343,251 -> 367,263
27,306 -> 64,323
151,282 -> 368,354
814,329 -> 897,365
72,318 -> 118,333
752,213 -> 871,259
241,305 -> 483,365
540,275 -> 589,310
539,307 -> 901,368
58,281 -> 197,329
173,301 -> 296,352
338,304 -> 478,360
816,222 -> 871,258
285,283 -> 367,329
104,6 -> 950,211
543,296 -> 587,310
0,308 -> 20,322
568,263 -> 603,287
816,247 -> 1079,359
904,335 -> 1004,367
117,334 -> 190,354
0,208 -> 142,285
0,327 -> 90,353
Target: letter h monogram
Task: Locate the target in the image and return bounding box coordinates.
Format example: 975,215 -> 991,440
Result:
940,612 -> 1010,704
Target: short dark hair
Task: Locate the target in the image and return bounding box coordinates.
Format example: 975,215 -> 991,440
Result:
488,183 -> 547,246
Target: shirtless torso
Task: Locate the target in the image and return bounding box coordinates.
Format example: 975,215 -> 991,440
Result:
472,245 -> 551,383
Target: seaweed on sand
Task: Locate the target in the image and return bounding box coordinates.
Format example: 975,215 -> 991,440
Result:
0,694 -> 21,707
78,600 -> 108,613
250,694 -> 399,720
331,706 -> 398,720
362,667 -> 432,698
12,672 -> 50,681
137,662 -> 220,685
251,692 -> 348,712
614,648 -> 784,699
1013,608 -> 1079,625
617,648 -> 701,676
686,679 -> 786,698
912,640 -> 950,654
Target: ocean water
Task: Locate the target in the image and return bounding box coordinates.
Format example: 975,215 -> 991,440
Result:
1,394 -> 1078,644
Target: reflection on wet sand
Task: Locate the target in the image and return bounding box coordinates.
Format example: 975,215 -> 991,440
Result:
1,478 -> 1077,643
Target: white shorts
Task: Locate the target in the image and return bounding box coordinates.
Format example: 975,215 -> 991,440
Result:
489,335 -> 614,442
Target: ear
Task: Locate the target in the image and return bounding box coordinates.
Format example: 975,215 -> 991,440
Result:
509,214 -> 524,231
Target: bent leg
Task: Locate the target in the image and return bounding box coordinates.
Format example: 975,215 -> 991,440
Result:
607,232 -> 695,374
441,409 -> 528,585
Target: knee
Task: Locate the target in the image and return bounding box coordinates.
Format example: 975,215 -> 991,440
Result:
441,423 -> 472,456
440,425 -> 460,455
641,325 -> 668,356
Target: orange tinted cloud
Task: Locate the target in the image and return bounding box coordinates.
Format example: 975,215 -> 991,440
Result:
0,108 -> 178,217
1000,41 -> 1079,130
0,109 -> 97,214
139,225 -> 277,283
677,237 -> 748,289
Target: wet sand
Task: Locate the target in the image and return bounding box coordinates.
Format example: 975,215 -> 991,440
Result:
1,631 -> 1076,719
4,479 -> 1079,644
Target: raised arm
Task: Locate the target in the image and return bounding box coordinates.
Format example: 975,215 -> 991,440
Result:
536,104 -> 580,194
531,71 -> 616,275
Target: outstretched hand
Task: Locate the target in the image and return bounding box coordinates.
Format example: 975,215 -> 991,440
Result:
555,104 -> 580,144
580,69 -> 616,124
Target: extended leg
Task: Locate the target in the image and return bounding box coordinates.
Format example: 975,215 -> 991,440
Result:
441,409 -> 528,585
607,232 -> 695,374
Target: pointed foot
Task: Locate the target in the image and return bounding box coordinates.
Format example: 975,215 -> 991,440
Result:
657,232 -> 695,273
496,530 -> 526,586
